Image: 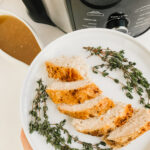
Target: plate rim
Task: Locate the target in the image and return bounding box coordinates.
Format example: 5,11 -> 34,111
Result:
20,28 -> 150,150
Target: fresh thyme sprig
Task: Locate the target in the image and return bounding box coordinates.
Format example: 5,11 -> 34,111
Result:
29,79 -> 112,150
84,46 -> 150,108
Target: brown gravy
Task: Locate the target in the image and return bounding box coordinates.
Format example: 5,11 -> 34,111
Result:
0,15 -> 41,65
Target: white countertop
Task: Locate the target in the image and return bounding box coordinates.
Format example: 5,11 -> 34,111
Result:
0,0 -> 150,150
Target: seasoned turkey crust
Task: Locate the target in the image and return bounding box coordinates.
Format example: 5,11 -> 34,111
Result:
46,82 -> 102,105
45,61 -> 84,81
104,109 -> 150,148
72,103 -> 133,136
58,96 -> 114,119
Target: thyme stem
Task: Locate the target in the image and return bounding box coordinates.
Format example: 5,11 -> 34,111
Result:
84,46 -> 150,108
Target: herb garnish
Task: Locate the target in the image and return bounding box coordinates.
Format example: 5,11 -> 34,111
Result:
29,79 -> 112,150
84,46 -> 150,108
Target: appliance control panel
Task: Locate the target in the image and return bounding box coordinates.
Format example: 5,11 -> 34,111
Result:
66,0 -> 150,37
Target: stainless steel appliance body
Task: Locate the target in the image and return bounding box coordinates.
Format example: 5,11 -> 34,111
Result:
23,0 -> 150,37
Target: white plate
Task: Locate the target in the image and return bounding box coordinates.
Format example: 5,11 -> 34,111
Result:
21,28 -> 150,150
